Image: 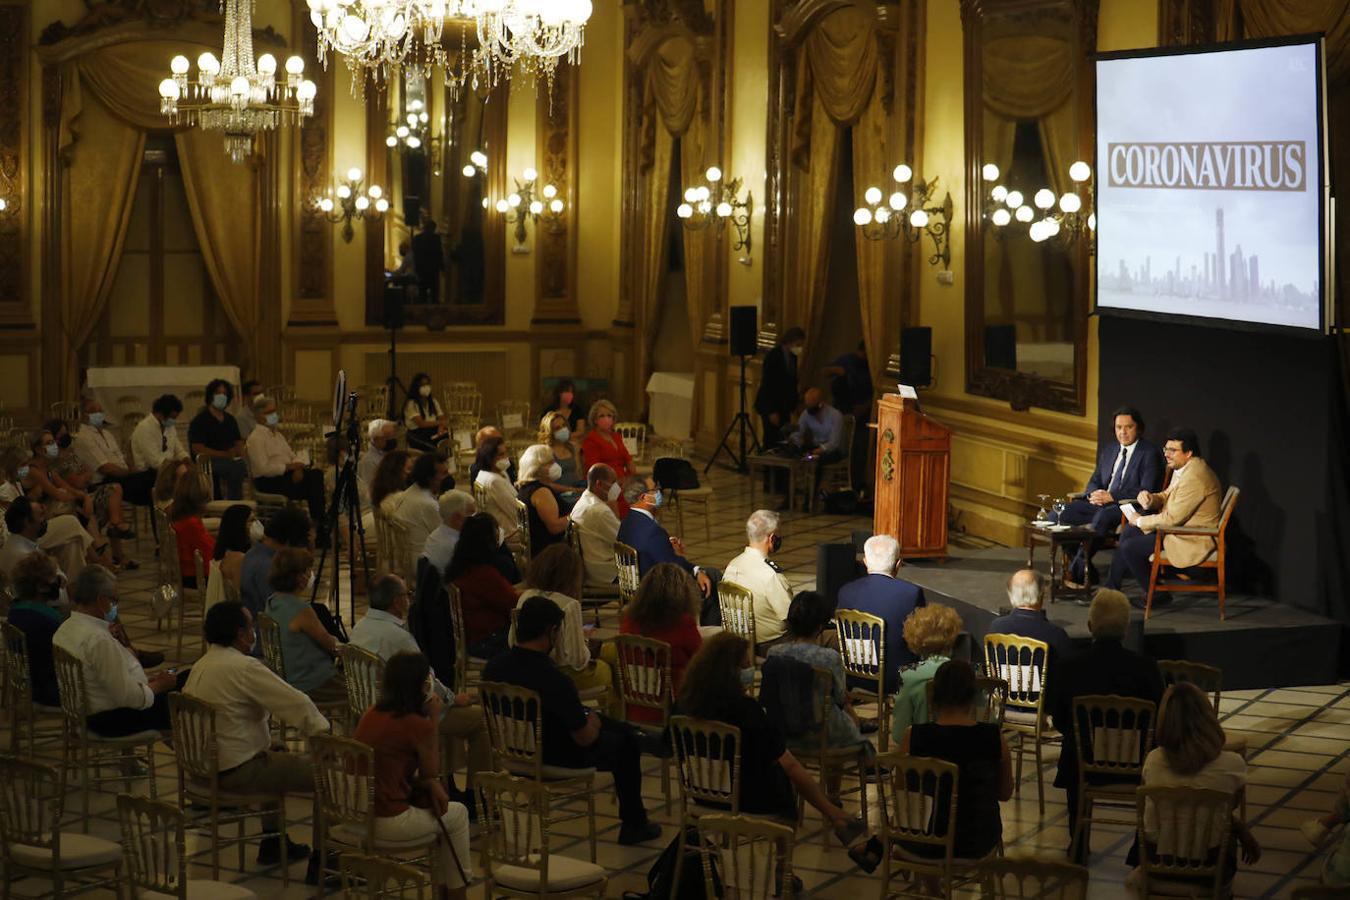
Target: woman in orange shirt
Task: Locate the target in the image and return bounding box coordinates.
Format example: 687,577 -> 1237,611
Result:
168,471 -> 214,588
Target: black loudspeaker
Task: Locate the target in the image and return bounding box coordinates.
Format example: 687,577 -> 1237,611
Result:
900,327 -> 933,387
816,542 -> 865,612
382,282 -> 407,331
984,324 -> 1017,370
729,305 -> 759,357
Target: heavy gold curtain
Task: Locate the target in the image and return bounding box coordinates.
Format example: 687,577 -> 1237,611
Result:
786,5 -> 893,387
635,33 -> 712,390
55,39 -> 261,395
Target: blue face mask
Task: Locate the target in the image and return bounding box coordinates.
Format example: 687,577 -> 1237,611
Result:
739,667 -> 755,686
649,490 -> 664,509
265,412 -> 280,426
553,427 -> 570,443
104,600 -> 119,624
162,418 -> 176,430
44,444 -> 59,459
88,412 -> 105,427
212,394 -> 229,410
15,465 -> 27,481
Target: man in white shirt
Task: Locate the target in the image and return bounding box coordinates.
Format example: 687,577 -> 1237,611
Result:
357,419 -> 396,511
52,565 -> 178,736
569,463 -> 621,585
186,600 -> 328,868
349,574 -> 491,809
0,496 -> 86,582
392,452 -> 451,558
246,395 -> 327,524
72,397 -> 156,504
722,509 -> 794,649
421,489 -> 474,574
130,394 -> 188,474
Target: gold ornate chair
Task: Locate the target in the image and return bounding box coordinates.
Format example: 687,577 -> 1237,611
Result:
117,792 -> 258,899
983,633 -> 1056,815
1070,694 -> 1157,861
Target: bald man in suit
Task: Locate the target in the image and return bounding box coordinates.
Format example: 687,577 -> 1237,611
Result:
1105,426 -> 1222,607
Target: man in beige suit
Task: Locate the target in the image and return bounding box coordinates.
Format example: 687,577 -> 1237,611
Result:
1105,427 -> 1221,607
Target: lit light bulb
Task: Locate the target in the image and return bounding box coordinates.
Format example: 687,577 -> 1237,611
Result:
875,208 -> 891,224
198,52 -> 220,74
507,193 -> 521,208
549,199 -> 564,214
990,185 -> 1008,203
684,187 -> 698,203
1005,190 -> 1024,209
1029,220 -> 1048,243
716,202 -> 733,217
991,208 -> 1011,227
230,75 -> 250,97
347,167 -> 363,183
319,198 -> 334,212
171,55 -> 190,75
529,200 -> 544,215
981,163 -> 1000,181
470,151 -> 487,167
297,80 -> 317,101
257,54 -> 277,75
864,186 -> 882,206
706,166 -> 722,183
386,135 -> 399,148
696,186 -> 711,202
1088,212 -> 1096,231
396,126 -> 410,138
286,55 -> 305,75
406,136 -> 421,149
1068,160 -> 1092,183
893,164 -> 913,183
1033,188 -> 1055,210
159,78 -> 181,100
375,198 -> 390,212
853,208 -> 873,226
1044,218 -> 1061,238
367,184 -> 383,199
677,203 -> 693,219
463,164 -> 476,177
1059,193 -> 1082,214
407,113 -> 419,126
522,167 -> 538,183
1015,205 -> 1034,223
542,184 -> 558,199
889,192 -> 907,210
336,184 -> 352,200
495,199 -> 510,213
355,196 -> 370,211
909,209 -> 929,228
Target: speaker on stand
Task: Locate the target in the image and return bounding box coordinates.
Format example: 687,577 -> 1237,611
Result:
707,306 -> 762,473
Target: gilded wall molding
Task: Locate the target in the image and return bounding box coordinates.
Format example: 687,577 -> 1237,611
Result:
533,61 -> 580,324
0,1 -> 31,327
289,0 -> 335,325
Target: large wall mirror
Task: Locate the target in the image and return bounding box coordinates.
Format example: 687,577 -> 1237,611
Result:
962,0 -> 1096,414
369,65 -> 507,327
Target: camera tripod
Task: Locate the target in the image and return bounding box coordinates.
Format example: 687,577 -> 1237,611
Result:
309,391 -> 373,631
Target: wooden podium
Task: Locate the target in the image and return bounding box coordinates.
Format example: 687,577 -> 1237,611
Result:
873,393 -> 951,559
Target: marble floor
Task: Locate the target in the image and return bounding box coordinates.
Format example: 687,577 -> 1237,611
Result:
3,460 -> 1345,898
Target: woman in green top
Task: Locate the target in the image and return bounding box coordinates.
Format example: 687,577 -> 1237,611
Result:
264,546 -> 345,703
890,603 -> 964,746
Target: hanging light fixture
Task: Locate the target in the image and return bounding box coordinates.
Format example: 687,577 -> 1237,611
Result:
159,0 -> 316,164
307,0 -> 483,95
475,0 -> 593,88
982,160 -> 1096,250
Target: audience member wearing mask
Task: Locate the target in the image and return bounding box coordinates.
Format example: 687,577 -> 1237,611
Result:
473,437 -> 521,553
483,596 -> 662,846
446,513 -> 521,660
350,576 -> 491,815
403,373 -> 449,452
185,601 -> 328,873
754,326 -> 805,448
544,379 -> 586,436
615,562 -> 703,724
206,504 -> 257,611
240,506 -> 313,620
352,651 -> 474,900
246,395 -> 328,531
568,463 -> 622,586
168,470 -> 214,589
27,428 -> 118,563
370,450 -> 415,521
788,387 -> 845,509
235,380 -> 264,440
537,412 -> 584,496
392,452 -> 454,558
73,397 -> 157,505
0,492 -> 94,580
7,551 -> 69,707
188,378 -> 247,500
616,475 -> 719,623
358,419 -> 397,509
52,565 -> 184,736
420,490 -> 475,575
835,534 -> 927,693
516,444 -> 569,560
468,426 -> 515,483
580,400 -> 634,486
723,509 -> 794,650
263,547 -> 345,704
130,394 -> 188,474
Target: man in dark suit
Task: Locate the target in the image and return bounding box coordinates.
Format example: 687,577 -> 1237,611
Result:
1055,406 -> 1164,586
835,534 -> 926,693
411,217 -> 444,305
985,568 -> 1072,665
1047,588 -> 1164,861
753,326 -> 804,448
615,475 -> 720,623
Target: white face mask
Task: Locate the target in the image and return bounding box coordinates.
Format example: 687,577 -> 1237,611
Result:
606,482 -> 621,502
496,525 -> 506,546
304,571 -> 317,593
495,457 -> 511,472
548,462 -> 563,481
419,385 -> 432,398
553,427 -> 570,443
248,519 -> 265,542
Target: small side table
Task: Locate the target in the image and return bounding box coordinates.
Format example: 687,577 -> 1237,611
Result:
1025,523 -> 1097,603
748,452 -> 803,512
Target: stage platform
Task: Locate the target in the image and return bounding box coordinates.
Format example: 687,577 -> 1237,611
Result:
899,546 -> 1343,690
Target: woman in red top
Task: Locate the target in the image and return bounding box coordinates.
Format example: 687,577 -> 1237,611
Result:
618,562 -> 703,724
353,651 -> 471,900
168,471 -> 214,588
581,399 -> 634,517
447,513 -> 519,658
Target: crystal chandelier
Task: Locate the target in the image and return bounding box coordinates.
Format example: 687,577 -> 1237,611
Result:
159,0 -> 317,164
307,0 -> 474,90
475,0 -> 594,83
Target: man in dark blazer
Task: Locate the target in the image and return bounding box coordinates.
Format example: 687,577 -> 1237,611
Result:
1055,406 -> 1164,585
753,326 -> 805,448
1047,588 -> 1164,862
411,217 -> 444,305
985,568 -> 1072,665
615,475 -> 720,623
835,534 -> 926,693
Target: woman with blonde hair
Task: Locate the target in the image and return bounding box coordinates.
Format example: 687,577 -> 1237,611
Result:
535,411 -> 584,494
890,603 -> 964,744
580,399 -> 633,481
1138,681 -> 1260,881
513,544 -> 613,697
516,444 -> 568,559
